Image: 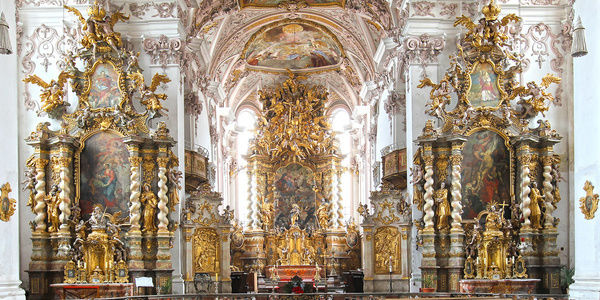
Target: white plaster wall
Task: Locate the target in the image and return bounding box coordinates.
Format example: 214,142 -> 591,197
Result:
0,0 -> 25,298
569,0 -> 600,298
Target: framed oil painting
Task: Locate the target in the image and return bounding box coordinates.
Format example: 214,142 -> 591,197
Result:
467,62 -> 501,108
88,63 -> 121,108
244,21 -> 343,70
240,0 -> 344,8
273,163 -> 317,231
461,130 -> 510,219
79,131 -> 130,216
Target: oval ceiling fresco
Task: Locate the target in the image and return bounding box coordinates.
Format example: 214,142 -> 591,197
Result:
240,0 -> 345,8
243,20 -> 344,71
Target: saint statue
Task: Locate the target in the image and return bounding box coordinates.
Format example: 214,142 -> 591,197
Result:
316,202 -> 330,229
89,204 -> 108,230
435,182 -> 451,230
259,196 -> 274,229
290,204 -> 301,227
529,182 -> 543,229
45,184 -> 61,232
141,183 -> 158,232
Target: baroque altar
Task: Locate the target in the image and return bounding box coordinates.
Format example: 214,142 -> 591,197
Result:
223,73 -> 361,290
23,2 -> 180,298
413,0 -> 563,294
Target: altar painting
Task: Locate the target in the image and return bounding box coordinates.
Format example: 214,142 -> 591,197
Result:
88,63 -> 121,108
240,0 -> 344,7
273,164 -> 316,231
461,130 -> 510,219
245,22 -> 342,70
79,132 -> 130,216
468,62 -> 500,107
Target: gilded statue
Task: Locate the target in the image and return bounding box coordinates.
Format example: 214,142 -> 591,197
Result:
141,183 -> 158,232
129,73 -> 171,118
64,2 -> 129,50
45,185 -> 61,232
435,182 -> 451,230
290,203 -> 301,227
23,71 -> 73,114
316,202 -> 331,229
259,196 -> 274,229
529,182 -> 543,229
513,75 -> 561,117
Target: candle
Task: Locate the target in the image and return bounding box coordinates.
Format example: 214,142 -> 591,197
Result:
216,273 -> 219,282
388,256 -> 393,272
512,257 -> 515,264
476,257 -> 480,265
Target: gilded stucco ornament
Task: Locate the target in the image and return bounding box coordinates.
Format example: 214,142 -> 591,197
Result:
579,180 -> 599,220
0,183 -> 16,222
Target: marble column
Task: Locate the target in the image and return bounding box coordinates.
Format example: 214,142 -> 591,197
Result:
361,223 -> 374,292
447,139 -> 465,292
125,139 -> 144,270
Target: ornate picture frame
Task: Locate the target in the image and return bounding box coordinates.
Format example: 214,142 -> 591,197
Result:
464,59 -> 507,109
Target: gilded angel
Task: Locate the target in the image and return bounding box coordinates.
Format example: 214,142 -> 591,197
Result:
418,77 -> 452,119
129,73 -> 171,117
514,74 -> 561,117
23,71 -> 73,114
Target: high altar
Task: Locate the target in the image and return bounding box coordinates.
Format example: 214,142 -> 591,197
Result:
23,3 -> 180,298
413,0 -> 563,293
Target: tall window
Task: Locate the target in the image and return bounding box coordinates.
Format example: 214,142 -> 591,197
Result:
330,108 -> 354,222
234,109 -> 256,225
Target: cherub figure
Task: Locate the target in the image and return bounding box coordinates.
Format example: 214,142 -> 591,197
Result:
409,164 -> 423,185
418,77 -> 452,119
23,71 -> 73,114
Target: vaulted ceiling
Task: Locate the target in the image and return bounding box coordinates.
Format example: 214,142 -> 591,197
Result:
178,0 -> 401,113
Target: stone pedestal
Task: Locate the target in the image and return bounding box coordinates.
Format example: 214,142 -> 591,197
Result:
126,231 -> 144,270
361,224 -> 374,292
420,230 -> 438,290
448,231 -> 465,292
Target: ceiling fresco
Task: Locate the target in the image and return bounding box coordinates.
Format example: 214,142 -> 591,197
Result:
239,0 -> 345,8
242,20 -> 345,71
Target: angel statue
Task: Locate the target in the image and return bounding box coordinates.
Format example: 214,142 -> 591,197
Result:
417,77 -> 452,120
64,3 -> 129,52
514,74 -> 561,118
23,71 -> 73,115
129,73 -> 171,118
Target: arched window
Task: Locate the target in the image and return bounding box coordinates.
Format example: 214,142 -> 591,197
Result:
330,108 -> 354,222
234,109 -> 256,225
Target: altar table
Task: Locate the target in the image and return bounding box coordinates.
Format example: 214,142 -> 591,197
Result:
265,265 -> 323,281
50,283 -> 134,299
459,278 -> 541,294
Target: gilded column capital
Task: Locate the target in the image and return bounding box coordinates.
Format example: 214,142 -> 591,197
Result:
157,157 -> 169,168
450,154 -> 463,165
58,157 -> 72,168
129,156 -> 143,167
423,155 -> 434,166
35,158 -> 49,169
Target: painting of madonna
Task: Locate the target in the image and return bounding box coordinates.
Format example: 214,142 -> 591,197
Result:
79,132 -> 130,216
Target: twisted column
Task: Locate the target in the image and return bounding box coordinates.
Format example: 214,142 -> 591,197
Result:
423,154 -> 435,230
157,157 -> 170,232
542,157 -> 555,227
129,156 -> 143,231
520,155 -> 532,229
335,170 -> 344,228
33,158 -> 48,232
450,154 -> 463,230
58,157 -> 72,231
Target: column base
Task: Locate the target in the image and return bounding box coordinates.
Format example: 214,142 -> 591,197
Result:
569,278 -> 600,300
0,281 -> 25,300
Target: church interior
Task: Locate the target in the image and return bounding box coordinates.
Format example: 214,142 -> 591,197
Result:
0,0 -> 599,299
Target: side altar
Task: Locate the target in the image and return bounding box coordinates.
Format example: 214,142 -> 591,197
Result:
23,2 -> 180,298
413,0 -> 563,294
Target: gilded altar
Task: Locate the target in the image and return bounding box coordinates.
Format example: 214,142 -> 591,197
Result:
413,0 -> 563,293
23,2 -> 180,298
221,73 -> 360,287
